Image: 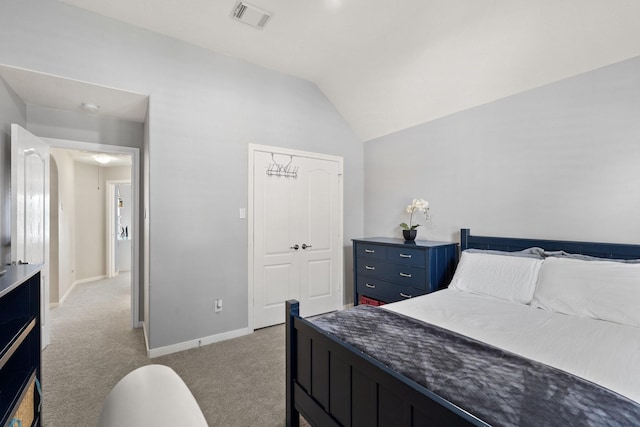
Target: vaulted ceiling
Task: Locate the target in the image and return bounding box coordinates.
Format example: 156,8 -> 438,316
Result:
58,0 -> 640,141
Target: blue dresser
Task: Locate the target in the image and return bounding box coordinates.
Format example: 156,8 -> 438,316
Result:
353,238 -> 458,305
0,264 -> 42,426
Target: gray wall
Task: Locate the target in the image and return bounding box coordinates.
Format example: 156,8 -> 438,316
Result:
364,56 -> 640,245
0,77 -> 26,266
26,105 -> 144,149
0,0 -> 364,349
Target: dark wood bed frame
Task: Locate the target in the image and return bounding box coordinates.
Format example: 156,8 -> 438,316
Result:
286,228 -> 640,427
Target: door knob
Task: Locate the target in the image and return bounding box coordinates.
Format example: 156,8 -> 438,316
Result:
290,244 -> 299,250
302,243 -> 312,249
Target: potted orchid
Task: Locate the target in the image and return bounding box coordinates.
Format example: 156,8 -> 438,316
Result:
399,198 -> 429,241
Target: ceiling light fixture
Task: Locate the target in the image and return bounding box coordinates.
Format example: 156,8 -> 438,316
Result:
94,154 -> 112,164
81,102 -> 100,114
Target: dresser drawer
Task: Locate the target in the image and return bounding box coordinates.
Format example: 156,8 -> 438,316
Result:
391,264 -> 426,289
354,243 -> 387,260
386,246 -> 426,267
356,258 -> 393,278
356,276 -> 425,303
357,259 -> 426,290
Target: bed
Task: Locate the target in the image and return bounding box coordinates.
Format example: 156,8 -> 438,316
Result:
285,229 -> 640,426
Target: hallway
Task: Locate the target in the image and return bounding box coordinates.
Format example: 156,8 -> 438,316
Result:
42,273 -> 147,426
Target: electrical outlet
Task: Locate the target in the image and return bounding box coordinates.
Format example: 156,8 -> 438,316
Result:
215,298 -> 223,312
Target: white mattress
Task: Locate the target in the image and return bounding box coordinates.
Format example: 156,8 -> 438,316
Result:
383,288 -> 640,403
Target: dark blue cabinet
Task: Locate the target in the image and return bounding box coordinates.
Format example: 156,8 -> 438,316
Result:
353,238 -> 458,305
0,265 -> 42,427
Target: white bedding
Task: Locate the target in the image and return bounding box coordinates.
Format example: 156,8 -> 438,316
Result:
383,288 -> 640,403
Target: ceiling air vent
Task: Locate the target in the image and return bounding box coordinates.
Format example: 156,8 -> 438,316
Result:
231,1 -> 272,30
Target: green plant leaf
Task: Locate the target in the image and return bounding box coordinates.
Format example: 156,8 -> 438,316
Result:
411,224 -> 420,230
399,222 -> 409,230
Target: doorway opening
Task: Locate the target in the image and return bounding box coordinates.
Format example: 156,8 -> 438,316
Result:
47,141 -> 140,328
107,181 -> 132,279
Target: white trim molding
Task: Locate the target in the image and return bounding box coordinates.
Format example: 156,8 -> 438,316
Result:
147,328 -> 251,358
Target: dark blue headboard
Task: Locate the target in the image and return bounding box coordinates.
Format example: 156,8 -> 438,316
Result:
460,229 -> 640,260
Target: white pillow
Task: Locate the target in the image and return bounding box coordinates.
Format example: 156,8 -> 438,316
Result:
532,257 -> 640,327
449,251 -> 543,304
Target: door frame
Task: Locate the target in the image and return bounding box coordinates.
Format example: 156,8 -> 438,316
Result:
106,180 -> 131,278
247,143 -> 344,331
44,137 -> 141,329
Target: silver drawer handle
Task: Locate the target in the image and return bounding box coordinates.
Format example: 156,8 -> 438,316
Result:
365,249 -> 375,253
400,293 -> 412,299
365,266 -> 375,270
365,283 -> 375,288
399,272 -> 412,278
399,254 -> 412,258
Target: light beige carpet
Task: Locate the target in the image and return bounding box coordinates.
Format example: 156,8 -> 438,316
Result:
42,274 -> 294,426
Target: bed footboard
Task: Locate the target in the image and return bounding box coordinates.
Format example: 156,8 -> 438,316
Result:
285,300 -> 484,427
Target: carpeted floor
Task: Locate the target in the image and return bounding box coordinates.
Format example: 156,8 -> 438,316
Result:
42,273 -> 293,426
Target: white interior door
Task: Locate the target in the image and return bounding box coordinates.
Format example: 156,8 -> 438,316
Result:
253,154 -> 298,328
252,148 -> 342,329
296,157 -> 342,317
11,124 -> 50,349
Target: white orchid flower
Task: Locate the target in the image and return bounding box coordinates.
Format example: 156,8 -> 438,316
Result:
400,198 -> 430,230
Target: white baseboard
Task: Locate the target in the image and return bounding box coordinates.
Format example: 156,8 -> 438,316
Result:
147,327 -> 252,358
58,275 -> 107,306
58,282 -> 78,307
75,275 -> 107,285
143,321 -> 150,355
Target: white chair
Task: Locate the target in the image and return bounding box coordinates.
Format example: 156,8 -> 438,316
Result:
97,364 -> 208,426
